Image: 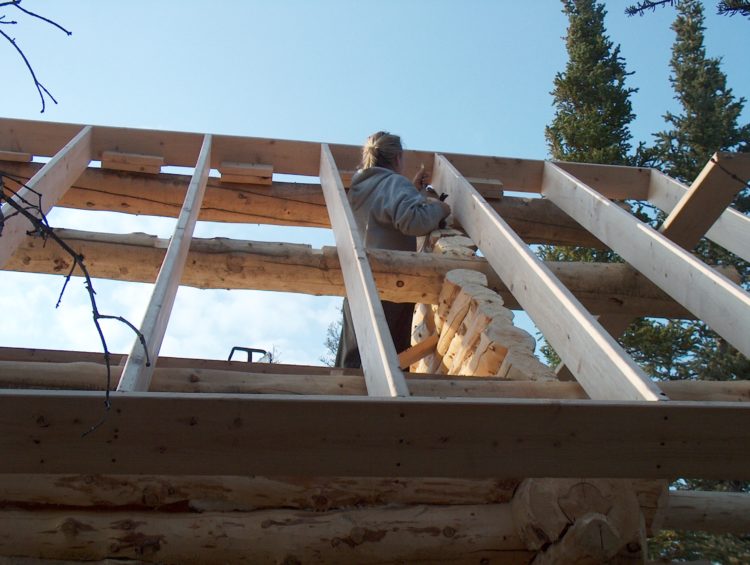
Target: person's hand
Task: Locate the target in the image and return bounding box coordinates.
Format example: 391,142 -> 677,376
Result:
412,164 -> 430,190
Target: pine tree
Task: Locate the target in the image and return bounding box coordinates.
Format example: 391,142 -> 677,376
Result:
545,0 -> 636,165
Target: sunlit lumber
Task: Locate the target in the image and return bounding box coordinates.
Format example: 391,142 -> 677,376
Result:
117,135 -> 212,392
0,150 -> 31,162
648,167 -> 750,262
659,152 -> 750,250
7,228 -> 706,318
433,154 -> 664,402
0,125 -> 92,269
543,161 -> 750,357
101,150 -> 164,174
319,144 -> 408,397
218,161 -> 273,185
397,334 -> 438,369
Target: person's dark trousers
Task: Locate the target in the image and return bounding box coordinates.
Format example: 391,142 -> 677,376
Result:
335,298 -> 414,369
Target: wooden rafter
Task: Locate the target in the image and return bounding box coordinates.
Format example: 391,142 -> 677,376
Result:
432,154 -> 664,402
117,134 -> 212,392
0,125 -> 92,269
543,161 -> 750,357
319,144 -> 408,397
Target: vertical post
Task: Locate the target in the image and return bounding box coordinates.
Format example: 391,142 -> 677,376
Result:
0,125 -> 93,268
319,144 -> 408,397
117,134 -> 212,392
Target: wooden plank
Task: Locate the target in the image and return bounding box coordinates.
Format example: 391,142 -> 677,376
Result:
2,357 -> 749,402
433,154 -> 664,402
648,167 -> 750,262
0,150 -> 32,162
0,160 -> 607,245
0,505 -> 527,564
100,150 -> 164,174
218,161 -> 273,185
543,161 -> 750,357
0,117 -> 651,195
0,126 -> 92,269
8,227 -> 717,318
116,135 -> 212,392
398,334 -> 439,369
659,152 -> 750,250
1,390 -> 750,478
319,144 -> 408,397
663,490 -> 750,534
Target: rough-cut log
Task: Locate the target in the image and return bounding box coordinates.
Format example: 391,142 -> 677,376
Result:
1,358 -> 749,402
663,491 -> 750,534
0,505 -> 530,564
0,474 -> 519,511
6,228 -> 710,318
0,161 -> 605,245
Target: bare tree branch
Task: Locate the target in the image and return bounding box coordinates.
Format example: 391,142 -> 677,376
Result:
1,0 -> 71,112
0,171 -> 150,435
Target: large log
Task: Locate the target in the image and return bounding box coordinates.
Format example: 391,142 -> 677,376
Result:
5,228 -> 702,318
0,505 -> 529,564
663,490 -> 750,534
0,161 -> 603,246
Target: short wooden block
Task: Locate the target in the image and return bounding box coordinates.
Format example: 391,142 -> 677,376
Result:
0,150 -> 32,162
466,177 -> 504,200
101,150 -> 164,174
219,162 -> 273,185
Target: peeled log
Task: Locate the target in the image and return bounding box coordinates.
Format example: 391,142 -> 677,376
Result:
0,505 -> 530,564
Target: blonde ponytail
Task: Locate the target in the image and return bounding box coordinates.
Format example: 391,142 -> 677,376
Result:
361,131 -> 403,170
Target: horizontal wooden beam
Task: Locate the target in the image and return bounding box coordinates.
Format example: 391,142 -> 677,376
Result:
0,161 -> 606,245
544,161 -> 750,357
663,491 -> 750,534
5,228 -> 704,318
1,390 -> 749,478
0,505 -> 528,564
1,357 -> 749,402
0,117 -> 651,196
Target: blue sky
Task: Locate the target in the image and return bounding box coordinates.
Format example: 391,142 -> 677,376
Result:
1,1 -> 748,365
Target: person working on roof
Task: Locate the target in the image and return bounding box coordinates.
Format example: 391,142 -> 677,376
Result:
335,131 -> 451,368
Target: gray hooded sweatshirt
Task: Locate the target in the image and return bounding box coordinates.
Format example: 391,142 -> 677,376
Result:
348,167 -> 448,252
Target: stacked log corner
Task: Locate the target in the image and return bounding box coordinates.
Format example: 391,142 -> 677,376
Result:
411,229 -> 555,381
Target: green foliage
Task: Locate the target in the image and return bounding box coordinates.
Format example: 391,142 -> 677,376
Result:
545,0 -> 637,165
649,530 -> 750,563
626,0 -> 750,18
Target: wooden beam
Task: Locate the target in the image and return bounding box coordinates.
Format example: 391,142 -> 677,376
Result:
117,135 -> 212,392
398,334 -> 439,369
0,505 -> 528,564
0,161 -> 606,245
659,152 -> 750,250
2,357 -> 750,401
0,117 -> 652,195
0,125 -> 92,269
664,491 -> 750,534
0,150 -> 32,162
433,154 -> 664,402
101,150 -> 164,174
319,144 -> 408,397
6,227 -> 704,318
648,167 -> 750,263
543,161 -> 750,357
1,390 -> 750,478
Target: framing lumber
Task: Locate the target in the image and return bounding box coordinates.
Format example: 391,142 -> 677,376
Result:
117,135 -> 212,392
1,390 -> 750,478
659,152 -> 750,250
398,334 -> 439,369
101,150 -> 164,174
0,505 -> 528,564
662,490 -> 750,534
6,228 -> 703,317
543,161 -> 750,357
319,144 -> 408,397
0,160 -> 607,245
0,125 -> 92,269
0,117 -> 651,196
648,167 -> 750,263
2,357 -> 749,401
433,154 -> 664,402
